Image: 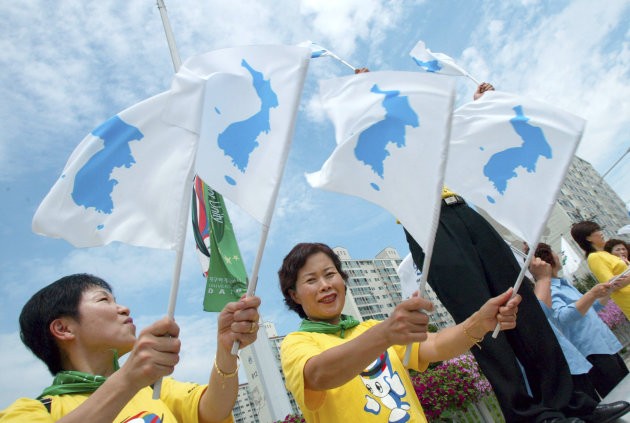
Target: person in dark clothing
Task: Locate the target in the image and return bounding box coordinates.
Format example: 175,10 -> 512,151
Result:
403,83 -> 630,423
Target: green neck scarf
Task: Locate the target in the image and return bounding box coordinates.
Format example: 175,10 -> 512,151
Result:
38,351 -> 120,398
298,314 -> 361,339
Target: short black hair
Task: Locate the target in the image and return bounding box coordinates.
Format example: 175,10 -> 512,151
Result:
19,274 -> 112,375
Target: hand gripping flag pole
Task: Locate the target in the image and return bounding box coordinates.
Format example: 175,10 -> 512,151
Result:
306,68 -> 454,367
402,183 -> 443,366
171,45 -> 310,358
153,0 -> 187,399
228,60 -> 306,354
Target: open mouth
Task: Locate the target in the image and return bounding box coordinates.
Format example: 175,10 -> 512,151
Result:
319,294 -> 337,304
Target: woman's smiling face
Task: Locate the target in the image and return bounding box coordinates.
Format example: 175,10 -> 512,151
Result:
290,252 -> 346,324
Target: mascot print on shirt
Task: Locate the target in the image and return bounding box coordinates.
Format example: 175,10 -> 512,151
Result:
122,411 -> 163,423
360,352 -> 411,423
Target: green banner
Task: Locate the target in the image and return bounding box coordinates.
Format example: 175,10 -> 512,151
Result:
194,179 -> 248,311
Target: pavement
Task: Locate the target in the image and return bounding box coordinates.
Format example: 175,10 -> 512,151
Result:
601,373 -> 630,422
600,352 -> 630,422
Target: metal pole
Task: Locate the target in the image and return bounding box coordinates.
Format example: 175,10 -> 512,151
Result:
153,0 -> 184,399
157,0 -> 182,72
601,146 -> 630,179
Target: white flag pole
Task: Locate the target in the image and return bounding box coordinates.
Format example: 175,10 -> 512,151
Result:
490,127 -> 583,338
490,241 -> 537,338
492,149 -> 583,338
230,61 -> 309,354
153,0 -> 187,399
402,206 -> 440,366
402,94 -> 453,366
157,0 -> 182,71
230,224 -> 268,354
466,74 -> 481,86
326,51 -> 357,72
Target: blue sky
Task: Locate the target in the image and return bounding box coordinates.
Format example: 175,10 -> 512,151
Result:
1,0 -> 629,407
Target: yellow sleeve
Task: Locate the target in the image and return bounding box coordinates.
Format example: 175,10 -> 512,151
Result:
588,252 -> 626,283
161,378 -> 233,423
280,332 -> 327,411
0,398 -> 54,422
391,341 -> 429,372
362,320 -> 428,372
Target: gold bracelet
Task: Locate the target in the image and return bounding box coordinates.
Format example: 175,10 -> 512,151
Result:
462,325 -> 484,350
214,357 -> 239,389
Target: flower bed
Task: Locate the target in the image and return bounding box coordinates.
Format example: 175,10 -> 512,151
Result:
597,301 -> 628,330
410,353 -> 494,421
274,414 -> 305,423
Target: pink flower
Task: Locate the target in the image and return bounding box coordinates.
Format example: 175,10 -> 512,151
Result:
410,353 -> 494,421
597,302 -> 628,329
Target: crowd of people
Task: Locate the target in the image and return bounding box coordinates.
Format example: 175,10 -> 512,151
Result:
571,221 -> 630,320
2,68 -> 629,423
2,225 -> 627,422
531,242 -> 628,400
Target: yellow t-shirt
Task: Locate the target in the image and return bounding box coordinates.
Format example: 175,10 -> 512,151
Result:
0,377 -> 234,423
281,320 -> 429,423
588,250 -> 630,319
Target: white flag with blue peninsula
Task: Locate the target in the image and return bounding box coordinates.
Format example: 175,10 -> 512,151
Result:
32,92 -> 197,249
297,40 -> 330,58
561,235 -> 582,278
306,71 -> 455,250
397,253 -> 422,300
165,45 -> 311,224
445,90 -> 585,244
409,40 -> 471,78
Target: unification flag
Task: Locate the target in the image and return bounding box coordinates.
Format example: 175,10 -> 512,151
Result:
165,45 -> 311,224
397,253 -> 422,300
296,40 -> 356,70
409,40 -> 472,78
445,90 -> 585,245
618,224 -> 630,235
560,235 -> 582,278
306,71 -> 455,250
297,40 -> 331,58
32,92 -> 197,249
192,176 -> 247,311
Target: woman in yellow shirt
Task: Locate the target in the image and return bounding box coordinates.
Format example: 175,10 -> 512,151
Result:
0,273 -> 260,422
571,221 -> 630,319
278,242 -> 521,423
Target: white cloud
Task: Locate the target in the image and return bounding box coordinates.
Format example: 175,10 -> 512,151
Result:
463,0 -> 630,178
0,2 -> 171,181
303,91 -> 328,124
519,0 -> 541,6
1,0 -> 628,410
487,20 -> 504,39
0,332 -> 51,409
300,0 -> 409,63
